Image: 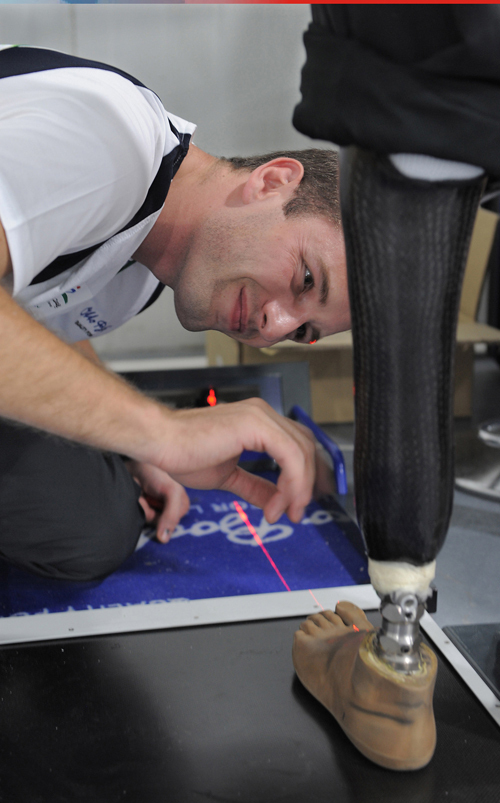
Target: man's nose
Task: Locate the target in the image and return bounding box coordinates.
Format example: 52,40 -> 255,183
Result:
260,300 -> 303,344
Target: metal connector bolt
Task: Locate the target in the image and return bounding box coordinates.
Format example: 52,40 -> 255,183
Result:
375,591 -> 426,673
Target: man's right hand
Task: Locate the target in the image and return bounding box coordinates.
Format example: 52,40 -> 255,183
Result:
154,398 -> 316,524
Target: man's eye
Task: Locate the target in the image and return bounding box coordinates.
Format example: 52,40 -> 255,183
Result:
295,324 -> 307,342
303,266 -> 314,291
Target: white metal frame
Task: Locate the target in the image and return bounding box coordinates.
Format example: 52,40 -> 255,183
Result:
0,584 -> 379,645
1,583 -> 497,729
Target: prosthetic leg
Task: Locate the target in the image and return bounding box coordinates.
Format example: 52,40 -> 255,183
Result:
341,147 -> 485,766
293,152 -> 485,770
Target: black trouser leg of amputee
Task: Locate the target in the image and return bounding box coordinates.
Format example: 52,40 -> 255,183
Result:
340,149 -> 485,568
0,420 -> 145,581
294,5 -> 500,177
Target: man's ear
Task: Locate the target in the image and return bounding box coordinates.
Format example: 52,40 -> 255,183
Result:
241,158 -> 304,204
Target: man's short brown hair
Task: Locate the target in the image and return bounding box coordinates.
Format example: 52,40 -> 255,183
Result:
223,148 -> 341,226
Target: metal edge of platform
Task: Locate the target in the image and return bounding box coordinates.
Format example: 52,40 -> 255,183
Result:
455,477 -> 500,502
1,586 -> 499,733
0,584 -> 380,646
420,612 -> 500,729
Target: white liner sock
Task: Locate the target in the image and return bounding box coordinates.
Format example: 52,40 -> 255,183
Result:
368,558 -> 436,599
389,153 -> 484,182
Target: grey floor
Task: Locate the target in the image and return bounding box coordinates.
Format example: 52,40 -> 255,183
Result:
324,354 -> 500,629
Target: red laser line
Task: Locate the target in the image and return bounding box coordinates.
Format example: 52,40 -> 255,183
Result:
233,501 -> 325,609
234,502 -> 291,591
307,589 -> 325,611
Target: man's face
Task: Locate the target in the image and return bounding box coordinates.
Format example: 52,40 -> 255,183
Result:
172,203 -> 350,347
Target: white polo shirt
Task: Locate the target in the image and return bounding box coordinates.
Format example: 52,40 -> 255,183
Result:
0,45 -> 196,342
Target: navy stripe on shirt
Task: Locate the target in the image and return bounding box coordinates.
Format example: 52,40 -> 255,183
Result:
30,145 -> 188,285
0,45 -> 147,87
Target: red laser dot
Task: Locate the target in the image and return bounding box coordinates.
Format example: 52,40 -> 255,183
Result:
353,624 -> 360,632
309,339 -> 317,345
207,388 -> 217,407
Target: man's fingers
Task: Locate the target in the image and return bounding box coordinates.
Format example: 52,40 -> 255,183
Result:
269,435 -> 314,522
313,444 -> 337,498
256,407 -> 316,517
156,482 -> 190,543
220,466 -> 278,514
138,495 -> 156,524
263,491 -> 288,524
221,467 -> 307,525
234,403 -> 315,520
128,460 -> 191,544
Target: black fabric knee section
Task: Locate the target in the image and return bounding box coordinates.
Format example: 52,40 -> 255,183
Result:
293,6 -> 500,181
0,422 -> 145,581
340,148 -> 485,565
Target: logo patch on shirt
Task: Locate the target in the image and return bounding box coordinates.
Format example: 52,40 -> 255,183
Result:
61,286 -> 82,304
27,283 -> 93,321
79,306 -> 111,335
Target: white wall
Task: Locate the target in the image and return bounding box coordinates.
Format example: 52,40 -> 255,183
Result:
0,5 -> 333,359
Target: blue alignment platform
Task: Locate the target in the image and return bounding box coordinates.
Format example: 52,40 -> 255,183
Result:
0,477 -> 368,618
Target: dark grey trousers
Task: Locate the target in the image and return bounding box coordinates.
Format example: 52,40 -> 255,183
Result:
0,420 -> 145,581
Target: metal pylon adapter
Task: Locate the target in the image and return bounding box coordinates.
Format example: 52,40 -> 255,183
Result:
375,592 -> 426,673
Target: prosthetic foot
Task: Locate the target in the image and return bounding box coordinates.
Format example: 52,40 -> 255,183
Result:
293,600 -> 437,771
